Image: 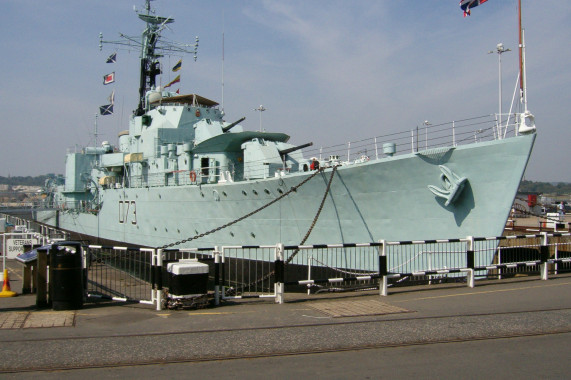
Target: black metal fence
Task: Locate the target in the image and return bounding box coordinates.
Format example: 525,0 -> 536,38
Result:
45,232 -> 570,310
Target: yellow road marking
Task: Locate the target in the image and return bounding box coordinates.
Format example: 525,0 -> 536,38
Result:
393,281 -> 571,303
188,311 -> 258,316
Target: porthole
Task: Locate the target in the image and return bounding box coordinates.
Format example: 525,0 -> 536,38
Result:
253,190 -> 258,195
242,190 -> 247,196
277,189 -> 284,194
264,189 -> 270,195
250,232 -> 256,238
230,231 -> 234,237
222,191 -> 227,197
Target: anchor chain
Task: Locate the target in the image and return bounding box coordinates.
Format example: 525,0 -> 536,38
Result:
226,165 -> 338,295
157,167 -> 328,250
286,165 -> 338,264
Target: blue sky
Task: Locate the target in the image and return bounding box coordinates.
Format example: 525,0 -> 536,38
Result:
1,0 -> 569,182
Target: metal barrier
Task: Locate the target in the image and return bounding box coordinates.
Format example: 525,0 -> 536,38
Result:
12,232 -> 569,310
210,233 -> 571,302
85,245 -> 156,306
218,245 -> 281,302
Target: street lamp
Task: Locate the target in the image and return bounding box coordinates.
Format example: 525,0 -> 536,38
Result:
489,43 -> 511,139
254,105 -> 266,132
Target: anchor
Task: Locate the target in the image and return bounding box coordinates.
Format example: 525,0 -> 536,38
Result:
428,165 -> 468,207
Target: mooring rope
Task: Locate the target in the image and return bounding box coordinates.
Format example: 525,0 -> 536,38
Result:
226,166 -> 338,295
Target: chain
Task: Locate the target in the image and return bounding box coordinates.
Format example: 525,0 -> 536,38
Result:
226,165 -> 338,295
157,167 -> 327,250
286,165 -> 337,264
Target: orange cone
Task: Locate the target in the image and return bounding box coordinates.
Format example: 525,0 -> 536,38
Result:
0,269 -> 17,297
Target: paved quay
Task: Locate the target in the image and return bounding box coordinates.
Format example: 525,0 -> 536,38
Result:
1,259 -> 570,378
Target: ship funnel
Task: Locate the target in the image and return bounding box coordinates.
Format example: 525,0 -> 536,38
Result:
518,110 -> 536,134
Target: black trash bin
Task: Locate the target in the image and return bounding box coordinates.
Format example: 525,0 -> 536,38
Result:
50,242 -> 84,310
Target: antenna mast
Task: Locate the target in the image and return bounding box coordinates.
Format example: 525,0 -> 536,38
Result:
94,114 -> 99,147
222,31 -> 225,113
99,0 -> 198,116
518,0 -> 524,108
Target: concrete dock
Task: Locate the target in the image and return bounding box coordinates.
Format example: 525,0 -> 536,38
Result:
1,259 -> 570,378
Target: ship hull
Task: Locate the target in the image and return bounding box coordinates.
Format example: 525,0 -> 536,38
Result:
35,134 -> 535,252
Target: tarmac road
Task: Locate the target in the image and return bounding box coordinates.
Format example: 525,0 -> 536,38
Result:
0,260 -> 570,378
6,333 -> 567,379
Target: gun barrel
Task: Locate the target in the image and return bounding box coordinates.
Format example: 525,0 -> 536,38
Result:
279,142 -> 313,156
222,116 -> 246,133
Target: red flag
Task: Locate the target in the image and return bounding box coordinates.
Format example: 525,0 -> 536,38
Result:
103,72 -> 115,85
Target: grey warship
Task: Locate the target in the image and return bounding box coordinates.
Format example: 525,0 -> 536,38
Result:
35,0 -> 537,257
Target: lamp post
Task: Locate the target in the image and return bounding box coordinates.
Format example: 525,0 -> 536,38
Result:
489,43 -> 511,138
254,105 -> 266,132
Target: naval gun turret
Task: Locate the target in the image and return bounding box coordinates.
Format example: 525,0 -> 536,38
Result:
278,142 -> 313,159
222,117 -> 246,133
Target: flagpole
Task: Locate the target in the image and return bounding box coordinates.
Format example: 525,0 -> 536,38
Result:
518,0 -> 524,106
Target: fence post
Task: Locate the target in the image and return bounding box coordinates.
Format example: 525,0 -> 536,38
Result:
466,236 -> 475,288
275,243 -> 285,304
82,245 -> 89,298
379,240 -> 388,296
214,249 -> 221,306
156,249 -> 163,311
540,233 -> 549,281
150,250 -> 156,304
36,247 -> 49,308
221,247 -> 226,299
554,235 -> 559,275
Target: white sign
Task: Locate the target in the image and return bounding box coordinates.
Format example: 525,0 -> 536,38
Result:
5,238 -> 40,259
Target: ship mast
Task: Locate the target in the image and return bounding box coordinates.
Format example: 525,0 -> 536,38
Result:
135,0 -> 173,116
99,0 -> 198,116
516,0 -> 535,134
518,0 -> 528,111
